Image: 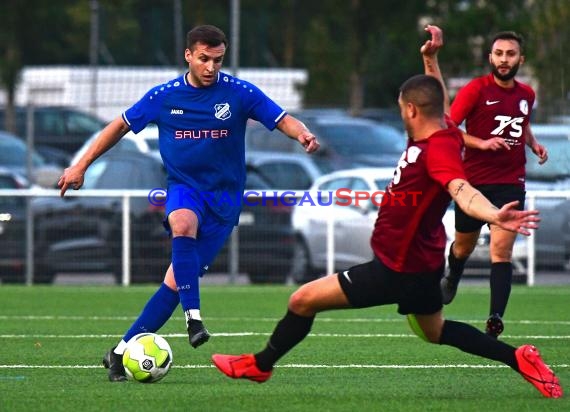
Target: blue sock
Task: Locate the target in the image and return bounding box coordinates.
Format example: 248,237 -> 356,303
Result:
172,236 -> 201,312
122,283 -> 179,343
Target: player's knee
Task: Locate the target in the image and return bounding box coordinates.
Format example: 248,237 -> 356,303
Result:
452,240 -> 476,258
288,286 -> 314,316
406,315 -> 439,343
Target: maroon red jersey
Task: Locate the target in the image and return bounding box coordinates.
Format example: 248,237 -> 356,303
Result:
371,127 -> 466,273
450,73 -> 535,187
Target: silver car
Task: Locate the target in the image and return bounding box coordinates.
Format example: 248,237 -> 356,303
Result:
290,167 -> 527,284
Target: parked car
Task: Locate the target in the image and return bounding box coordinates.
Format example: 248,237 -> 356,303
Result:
245,113 -> 406,174
245,151 -> 322,190
291,167 -> 395,283
32,151 -> 169,284
0,106 -> 107,154
71,124 -> 161,166
210,168 -> 298,283
0,168 -> 29,283
32,150 -> 303,284
526,124 -> 570,191
291,167 -> 528,284
0,130 -> 62,188
525,124 -> 570,270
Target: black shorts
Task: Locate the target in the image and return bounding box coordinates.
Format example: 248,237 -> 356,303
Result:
337,257 -> 444,315
454,184 -> 526,233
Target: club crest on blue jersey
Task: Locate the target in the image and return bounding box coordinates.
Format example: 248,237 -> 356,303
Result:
214,103 -> 231,120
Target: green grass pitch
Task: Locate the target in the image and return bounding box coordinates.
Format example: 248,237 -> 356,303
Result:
0,284 -> 568,411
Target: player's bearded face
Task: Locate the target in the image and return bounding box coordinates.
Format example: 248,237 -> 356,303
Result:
491,60 -> 520,82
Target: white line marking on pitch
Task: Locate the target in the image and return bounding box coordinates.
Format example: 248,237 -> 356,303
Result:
0,364 -> 568,370
1,332 -> 570,339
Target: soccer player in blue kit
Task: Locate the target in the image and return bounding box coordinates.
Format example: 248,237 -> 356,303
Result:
58,24 -> 320,382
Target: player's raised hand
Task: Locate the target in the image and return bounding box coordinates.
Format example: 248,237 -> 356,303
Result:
421,25 -> 443,56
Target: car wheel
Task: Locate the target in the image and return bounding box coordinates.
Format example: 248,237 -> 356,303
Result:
289,237 -> 318,284
33,263 -> 56,284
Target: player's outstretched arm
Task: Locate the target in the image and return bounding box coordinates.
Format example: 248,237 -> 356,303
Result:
448,178 -> 539,235
58,116 -> 130,196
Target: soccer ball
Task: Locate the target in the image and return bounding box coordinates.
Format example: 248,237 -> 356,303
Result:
122,333 -> 173,383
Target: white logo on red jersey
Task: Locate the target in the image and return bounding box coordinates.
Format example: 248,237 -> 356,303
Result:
486,100 -> 500,105
491,116 -> 524,138
393,146 -> 422,185
519,99 -> 529,115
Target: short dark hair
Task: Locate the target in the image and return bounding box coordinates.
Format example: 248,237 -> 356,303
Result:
490,31 -> 524,53
186,25 -> 228,50
399,74 -> 444,118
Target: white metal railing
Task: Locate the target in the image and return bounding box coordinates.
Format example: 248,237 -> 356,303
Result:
0,188 -> 568,286
525,190 -> 570,286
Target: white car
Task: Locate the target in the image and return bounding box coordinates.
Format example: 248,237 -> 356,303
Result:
70,124 -> 160,166
291,167 -> 395,283
291,167 -> 526,284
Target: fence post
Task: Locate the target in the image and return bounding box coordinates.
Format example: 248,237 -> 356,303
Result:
326,208 -> 335,275
121,194 -> 131,286
526,194 -> 536,286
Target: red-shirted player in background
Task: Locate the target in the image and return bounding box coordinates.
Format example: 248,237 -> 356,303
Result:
440,32 -> 549,339
210,26 -> 561,398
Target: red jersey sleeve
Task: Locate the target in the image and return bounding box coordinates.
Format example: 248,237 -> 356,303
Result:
450,79 -> 481,125
426,129 -> 466,188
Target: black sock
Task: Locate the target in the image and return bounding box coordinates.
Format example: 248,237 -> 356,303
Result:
489,262 -> 512,317
255,310 -> 315,371
439,319 -> 518,370
447,242 -> 467,282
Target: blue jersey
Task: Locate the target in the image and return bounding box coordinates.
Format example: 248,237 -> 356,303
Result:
122,71 -> 287,224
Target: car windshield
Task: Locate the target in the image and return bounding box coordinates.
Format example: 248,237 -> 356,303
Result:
0,137 -> 44,167
317,123 -> 406,156
526,138 -> 570,180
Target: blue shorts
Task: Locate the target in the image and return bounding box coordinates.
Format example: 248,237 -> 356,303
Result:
164,184 -> 235,276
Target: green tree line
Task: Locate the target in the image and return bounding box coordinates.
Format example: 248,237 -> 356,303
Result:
1,0 -> 568,122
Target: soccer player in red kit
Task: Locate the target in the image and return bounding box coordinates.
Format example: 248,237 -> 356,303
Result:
440,31 -> 548,338
210,27 -> 562,398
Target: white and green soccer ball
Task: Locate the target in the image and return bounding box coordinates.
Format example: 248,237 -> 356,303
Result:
122,333 -> 173,383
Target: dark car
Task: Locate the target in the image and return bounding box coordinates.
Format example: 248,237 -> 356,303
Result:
0,130 -> 62,188
0,106 -> 106,154
31,151 -> 302,284
32,151 -> 170,284
245,113 -> 406,174
245,151 -> 322,190
0,169 -> 29,283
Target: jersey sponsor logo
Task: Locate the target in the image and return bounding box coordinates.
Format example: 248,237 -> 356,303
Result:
170,109 -> 184,115
214,103 -> 232,120
174,129 -> 229,139
486,100 -> 500,105
490,115 -> 524,138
